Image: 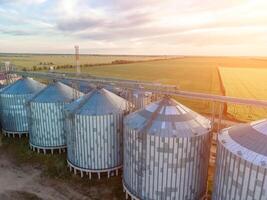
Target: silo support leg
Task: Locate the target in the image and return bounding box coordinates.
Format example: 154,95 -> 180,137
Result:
80,171 -> 84,178
74,169 -> 77,175
51,149 -> 54,155
89,173 -> 92,180
107,171 -> 110,178
116,169 -> 119,176
43,149 -> 46,154
97,172 -> 100,179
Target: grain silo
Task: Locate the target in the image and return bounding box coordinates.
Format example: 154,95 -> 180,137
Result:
60,79 -> 95,93
0,77 -> 45,137
122,89 -> 152,110
213,119 -> 267,200
28,81 -> 83,154
65,88 -> 128,179
123,97 -> 211,200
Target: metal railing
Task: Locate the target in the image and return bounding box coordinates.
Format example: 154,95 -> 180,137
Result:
10,70 -> 267,108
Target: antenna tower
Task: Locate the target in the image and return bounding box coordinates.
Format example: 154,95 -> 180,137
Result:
75,45 -> 80,74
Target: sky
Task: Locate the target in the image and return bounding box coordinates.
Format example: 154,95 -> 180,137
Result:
0,0 -> 267,55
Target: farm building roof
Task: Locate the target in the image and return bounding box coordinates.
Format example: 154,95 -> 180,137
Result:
30,81 -> 83,103
124,97 -> 211,137
65,88 -> 128,115
1,77 -> 45,95
60,79 -> 96,93
219,119 -> 267,166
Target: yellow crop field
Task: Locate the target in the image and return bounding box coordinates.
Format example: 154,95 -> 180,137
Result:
56,56 -> 267,119
2,54 -> 267,121
0,54 -> 168,69
219,67 -> 267,121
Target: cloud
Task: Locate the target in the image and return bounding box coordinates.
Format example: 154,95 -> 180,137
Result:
1,0 -> 267,55
0,28 -> 37,36
0,0 -> 46,5
57,16 -> 104,32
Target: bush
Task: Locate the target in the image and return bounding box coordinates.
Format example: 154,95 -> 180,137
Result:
111,60 -> 134,64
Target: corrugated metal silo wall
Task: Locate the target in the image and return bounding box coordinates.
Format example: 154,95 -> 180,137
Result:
122,91 -> 151,110
28,102 -> 67,148
134,96 -> 150,110
212,141 -> 267,200
123,127 -> 211,200
0,94 -> 31,132
66,113 -> 123,170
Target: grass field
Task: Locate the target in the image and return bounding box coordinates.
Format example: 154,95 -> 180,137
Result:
0,53 -> 169,69
2,54 -> 267,121
56,56 -> 267,87
56,56 -> 267,120
219,67 -> 267,121
58,57 -> 223,115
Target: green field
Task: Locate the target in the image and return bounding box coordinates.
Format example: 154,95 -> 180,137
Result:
59,57 -> 223,115
55,56 -> 267,120
0,53 -> 169,70
2,54 -> 267,121
219,67 -> 267,121
58,57 -> 222,92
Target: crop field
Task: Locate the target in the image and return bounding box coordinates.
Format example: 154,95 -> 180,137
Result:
2,54 -> 267,121
56,56 -> 267,120
0,53 -> 169,69
219,67 -> 267,121
58,57 -> 223,115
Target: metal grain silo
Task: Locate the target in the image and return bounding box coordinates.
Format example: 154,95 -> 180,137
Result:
121,89 -> 152,110
213,119 -> 267,200
0,77 -> 45,137
65,88 -> 128,179
123,97 -> 211,200
28,81 -> 83,154
60,79 -> 95,93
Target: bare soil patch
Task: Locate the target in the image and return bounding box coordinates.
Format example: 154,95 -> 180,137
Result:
0,136 -> 123,200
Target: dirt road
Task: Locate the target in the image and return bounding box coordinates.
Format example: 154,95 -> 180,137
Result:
0,152 -> 92,200
0,136 -> 123,200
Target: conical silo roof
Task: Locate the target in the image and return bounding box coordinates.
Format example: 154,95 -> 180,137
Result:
219,119 -> 267,166
60,79 -> 95,93
1,77 -> 45,95
66,88 -> 128,115
125,97 -> 211,137
30,81 -> 83,103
